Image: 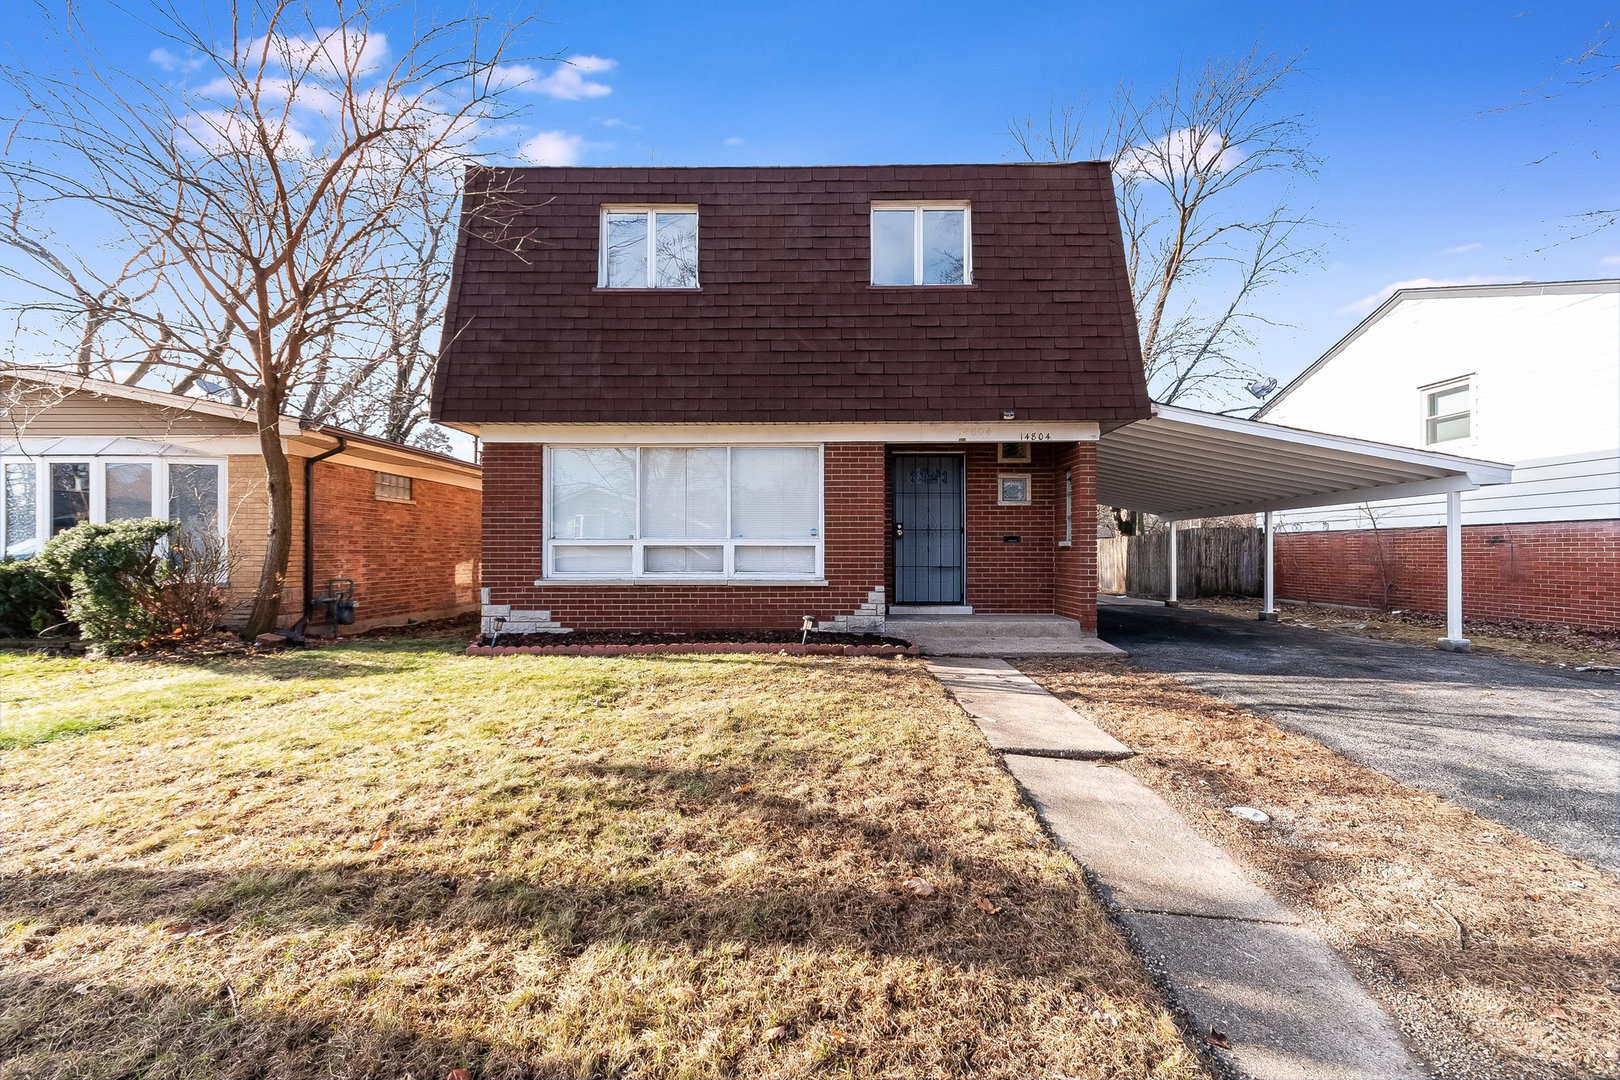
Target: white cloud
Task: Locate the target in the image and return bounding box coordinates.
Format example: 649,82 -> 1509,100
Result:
723,136 -> 745,146
1117,126 -> 1243,181
149,47 -> 202,73
599,117 -> 635,129
1441,242 -> 1482,255
1601,255 -> 1620,267
1337,276 -> 1505,317
178,108 -> 313,158
519,129 -> 585,166
242,28 -> 390,79
497,55 -> 615,100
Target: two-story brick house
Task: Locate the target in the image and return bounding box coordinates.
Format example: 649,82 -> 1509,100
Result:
431,163 -> 1151,637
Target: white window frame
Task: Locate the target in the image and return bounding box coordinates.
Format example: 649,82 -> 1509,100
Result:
1060,468 -> 1073,547
1420,376 -> 1474,447
0,454 -> 229,564
869,201 -> 973,286
542,444 -> 825,582
597,205 -> 700,290
997,472 -> 1033,507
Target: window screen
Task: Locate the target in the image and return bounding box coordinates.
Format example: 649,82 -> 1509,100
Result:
106,462 -> 154,520
4,462 -> 38,557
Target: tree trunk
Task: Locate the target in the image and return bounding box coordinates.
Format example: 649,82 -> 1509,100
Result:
244,396 -> 294,638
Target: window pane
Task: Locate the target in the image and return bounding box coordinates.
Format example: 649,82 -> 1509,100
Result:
551,448 -> 637,539
653,212 -> 698,288
168,463 -> 220,552
604,213 -> 649,288
921,209 -> 966,284
871,210 -> 915,285
644,545 -> 723,573
731,447 -> 819,538
5,462 -> 38,557
50,462 -> 90,536
641,447 -> 726,539
106,463 -> 153,520
1428,386 -> 1468,417
734,546 -> 815,574
1429,414 -> 1471,442
553,545 -> 632,574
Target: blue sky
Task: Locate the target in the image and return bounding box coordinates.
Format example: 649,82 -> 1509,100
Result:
5,0 -> 1616,393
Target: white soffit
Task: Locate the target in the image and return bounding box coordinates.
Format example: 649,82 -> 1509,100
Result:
1098,404 -> 1513,520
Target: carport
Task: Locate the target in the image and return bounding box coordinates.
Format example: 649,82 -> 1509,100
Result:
1097,404 -> 1514,650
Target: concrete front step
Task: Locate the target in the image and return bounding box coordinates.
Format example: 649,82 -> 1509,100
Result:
886,614 -> 1124,657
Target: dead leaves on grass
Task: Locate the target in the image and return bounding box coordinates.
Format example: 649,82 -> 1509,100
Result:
900,877 -> 936,897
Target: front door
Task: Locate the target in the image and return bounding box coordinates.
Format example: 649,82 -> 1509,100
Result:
893,454 -> 965,605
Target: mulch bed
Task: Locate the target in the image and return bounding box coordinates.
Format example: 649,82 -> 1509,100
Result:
469,628 -> 918,657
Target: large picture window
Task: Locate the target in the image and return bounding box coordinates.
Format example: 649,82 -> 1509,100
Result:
546,445 -> 823,579
0,457 -> 226,563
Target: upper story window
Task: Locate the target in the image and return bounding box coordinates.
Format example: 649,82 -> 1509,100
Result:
1422,377 -> 1472,445
870,202 -> 971,286
599,206 -> 699,289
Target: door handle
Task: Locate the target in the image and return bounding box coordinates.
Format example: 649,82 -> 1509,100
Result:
895,521 -> 904,539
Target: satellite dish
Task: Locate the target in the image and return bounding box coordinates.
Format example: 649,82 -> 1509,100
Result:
1245,377 -> 1279,400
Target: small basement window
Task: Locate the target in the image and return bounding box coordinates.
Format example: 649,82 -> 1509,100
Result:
600,206 -> 699,289
374,473 -> 413,502
1423,378 -> 1472,445
871,202 -> 971,286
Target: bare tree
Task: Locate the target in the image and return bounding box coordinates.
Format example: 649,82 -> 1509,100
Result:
1010,42 -> 1320,408
296,133 -> 460,448
1,0 -> 540,636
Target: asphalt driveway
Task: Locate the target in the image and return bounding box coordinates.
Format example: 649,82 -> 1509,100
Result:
1098,599 -> 1620,872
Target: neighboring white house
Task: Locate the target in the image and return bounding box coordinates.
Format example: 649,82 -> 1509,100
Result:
1252,278 -> 1618,630
1258,279 -> 1619,530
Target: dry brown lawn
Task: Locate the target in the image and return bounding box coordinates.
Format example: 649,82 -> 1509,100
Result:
1,641 -> 1207,1080
1189,595 -> 1620,669
1021,658 -> 1620,1080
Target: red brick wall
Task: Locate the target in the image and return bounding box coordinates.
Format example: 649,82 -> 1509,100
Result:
1275,520 -> 1620,630
309,461 -> 481,631
483,440 -> 1104,632
1053,442 -> 1098,631
482,442 -> 886,631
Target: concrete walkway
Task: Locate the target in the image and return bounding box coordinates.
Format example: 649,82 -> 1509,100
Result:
887,613 -> 1124,657
924,656 -> 1425,1080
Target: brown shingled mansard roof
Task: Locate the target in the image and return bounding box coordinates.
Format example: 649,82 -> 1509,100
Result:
430,163 -> 1151,427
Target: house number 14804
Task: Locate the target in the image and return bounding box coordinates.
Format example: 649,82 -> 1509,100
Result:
1020,432 -> 1052,441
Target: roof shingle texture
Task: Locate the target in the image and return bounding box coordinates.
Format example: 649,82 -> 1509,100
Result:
431,163 -> 1151,425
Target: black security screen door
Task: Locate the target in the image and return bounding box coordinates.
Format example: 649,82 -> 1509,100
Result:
893,454 -> 965,604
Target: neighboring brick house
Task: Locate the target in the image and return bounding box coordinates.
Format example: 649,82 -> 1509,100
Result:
1255,279 -> 1619,630
431,163 -> 1150,635
2,369 -> 481,633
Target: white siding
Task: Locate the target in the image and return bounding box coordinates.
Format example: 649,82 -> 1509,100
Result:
1265,284 -> 1619,528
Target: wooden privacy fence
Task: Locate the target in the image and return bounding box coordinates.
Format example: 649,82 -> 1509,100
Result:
1097,526 -> 1263,599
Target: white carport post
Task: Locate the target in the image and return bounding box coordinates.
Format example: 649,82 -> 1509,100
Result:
1437,490 -> 1471,652
1260,510 -> 1278,621
1166,521 -> 1179,607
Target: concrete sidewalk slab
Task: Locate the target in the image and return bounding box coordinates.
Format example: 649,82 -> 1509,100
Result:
889,614 -> 1126,657
925,657 -> 1425,1079
1004,755 -> 1296,923
924,657 -> 1134,760
1123,912 -> 1424,1080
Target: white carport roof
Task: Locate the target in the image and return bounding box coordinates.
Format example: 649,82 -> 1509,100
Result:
1097,403 -> 1514,520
